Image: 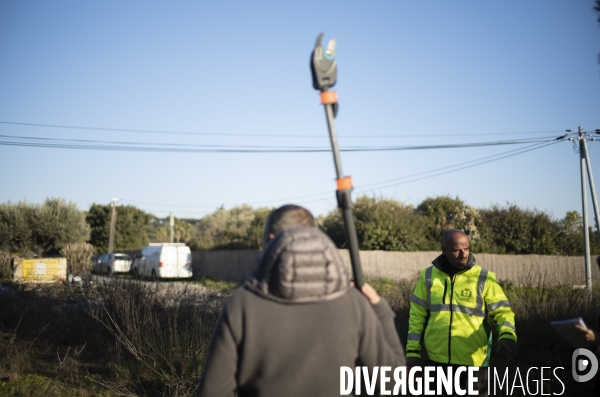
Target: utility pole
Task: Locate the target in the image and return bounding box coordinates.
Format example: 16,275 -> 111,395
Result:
108,198 -> 119,253
582,131 -> 600,245
569,127 -> 600,294
579,127 -> 592,294
170,211 -> 174,244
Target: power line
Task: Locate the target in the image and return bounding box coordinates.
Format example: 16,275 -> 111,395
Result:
0,133 -> 566,153
0,120 -> 566,139
357,141 -> 558,190
295,140 -> 563,205
357,141 -> 562,193
0,134 -> 329,150
120,139 -> 563,210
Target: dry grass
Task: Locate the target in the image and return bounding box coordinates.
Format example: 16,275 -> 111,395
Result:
375,276 -> 600,396
0,278 -> 226,396
1,274 -> 599,396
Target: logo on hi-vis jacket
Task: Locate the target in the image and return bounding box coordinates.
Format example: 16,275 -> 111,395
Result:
458,289 -> 473,302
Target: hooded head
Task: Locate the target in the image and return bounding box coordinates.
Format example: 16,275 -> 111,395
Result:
246,227 -> 350,304
262,204 -> 318,247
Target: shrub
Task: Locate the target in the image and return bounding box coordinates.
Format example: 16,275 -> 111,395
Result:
188,205 -> 272,250
59,243 -> 94,276
416,195 -> 482,249
322,196 -> 430,251
0,250 -> 16,282
0,198 -> 90,257
86,204 -> 152,253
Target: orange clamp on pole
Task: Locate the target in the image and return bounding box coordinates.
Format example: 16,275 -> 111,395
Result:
336,176 -> 353,191
320,90 -> 338,105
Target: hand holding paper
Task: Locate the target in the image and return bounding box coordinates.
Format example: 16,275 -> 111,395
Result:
573,323 -> 598,347
551,317 -> 599,348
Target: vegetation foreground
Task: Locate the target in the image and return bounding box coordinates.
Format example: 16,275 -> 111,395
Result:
0,276 -> 598,396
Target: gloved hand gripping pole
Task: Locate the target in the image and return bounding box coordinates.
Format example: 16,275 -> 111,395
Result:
310,33 -> 364,288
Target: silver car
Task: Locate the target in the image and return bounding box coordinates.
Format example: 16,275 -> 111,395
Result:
94,253 -> 132,275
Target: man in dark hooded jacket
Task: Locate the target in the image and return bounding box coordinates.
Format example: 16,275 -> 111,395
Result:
197,205 -> 406,397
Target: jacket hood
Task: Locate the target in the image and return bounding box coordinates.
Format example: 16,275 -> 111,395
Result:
244,227 -> 351,304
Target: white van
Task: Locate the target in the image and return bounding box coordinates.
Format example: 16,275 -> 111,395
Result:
132,243 -> 193,281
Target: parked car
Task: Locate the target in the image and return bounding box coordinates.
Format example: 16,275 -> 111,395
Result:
93,253 -> 132,275
131,243 -> 193,281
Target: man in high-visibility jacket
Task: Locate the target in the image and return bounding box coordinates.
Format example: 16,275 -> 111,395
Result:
406,229 -> 517,395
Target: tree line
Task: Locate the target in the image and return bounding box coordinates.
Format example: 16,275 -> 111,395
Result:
0,196 -> 598,259
322,196 -> 599,255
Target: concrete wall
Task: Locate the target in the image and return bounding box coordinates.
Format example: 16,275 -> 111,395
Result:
192,250 -> 259,282
192,250 -> 598,286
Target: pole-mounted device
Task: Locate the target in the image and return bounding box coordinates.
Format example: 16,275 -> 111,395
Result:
310,33 -> 364,288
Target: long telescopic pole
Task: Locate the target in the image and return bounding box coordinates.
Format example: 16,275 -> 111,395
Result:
324,104 -> 344,178
321,95 -> 364,288
311,34 -> 364,288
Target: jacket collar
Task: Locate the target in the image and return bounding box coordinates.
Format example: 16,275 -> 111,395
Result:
432,253 -> 476,277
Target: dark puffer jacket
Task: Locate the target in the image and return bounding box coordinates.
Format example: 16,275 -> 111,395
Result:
197,227 -> 405,397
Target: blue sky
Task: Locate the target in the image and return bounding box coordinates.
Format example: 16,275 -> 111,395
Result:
1,1 -> 599,225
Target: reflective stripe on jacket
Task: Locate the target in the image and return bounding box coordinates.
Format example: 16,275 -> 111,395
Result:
406,255 -> 516,366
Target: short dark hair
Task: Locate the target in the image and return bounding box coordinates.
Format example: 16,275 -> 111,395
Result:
263,204 -> 317,246
441,229 -> 468,247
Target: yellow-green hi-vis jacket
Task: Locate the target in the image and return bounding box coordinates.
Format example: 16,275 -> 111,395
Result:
407,254 -> 516,367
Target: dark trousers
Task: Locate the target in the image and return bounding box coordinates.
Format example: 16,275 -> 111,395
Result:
423,360 -> 488,397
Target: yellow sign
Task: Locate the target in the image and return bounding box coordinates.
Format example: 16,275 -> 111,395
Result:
22,259 -> 61,281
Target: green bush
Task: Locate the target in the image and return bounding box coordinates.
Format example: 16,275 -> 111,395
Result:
86,204 -> 152,253
0,198 -> 89,257
187,205 -> 272,251
416,195 -> 482,249
322,196 -> 430,251
320,195 -> 598,255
